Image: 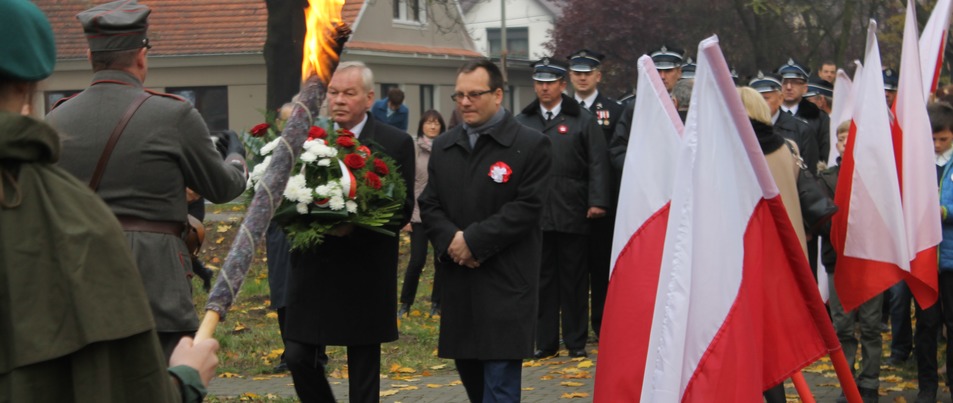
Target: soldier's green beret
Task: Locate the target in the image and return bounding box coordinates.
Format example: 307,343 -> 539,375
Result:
0,0 -> 56,81
77,0 -> 152,52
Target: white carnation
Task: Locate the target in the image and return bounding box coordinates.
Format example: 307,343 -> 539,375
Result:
300,151 -> 317,163
249,156 -> 272,184
283,174 -> 309,202
345,200 -> 357,213
296,202 -> 308,215
260,137 -> 282,156
329,195 -> 345,211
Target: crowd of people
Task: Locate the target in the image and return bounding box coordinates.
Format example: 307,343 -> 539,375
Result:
7,0 -> 953,402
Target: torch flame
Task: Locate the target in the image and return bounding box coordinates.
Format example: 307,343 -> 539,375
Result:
302,0 -> 346,83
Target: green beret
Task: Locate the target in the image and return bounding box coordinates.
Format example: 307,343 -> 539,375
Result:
77,0 -> 151,52
0,0 -> 56,81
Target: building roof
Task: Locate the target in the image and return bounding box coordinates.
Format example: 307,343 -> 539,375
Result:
346,40 -> 482,58
460,0 -> 561,16
37,0 -> 365,60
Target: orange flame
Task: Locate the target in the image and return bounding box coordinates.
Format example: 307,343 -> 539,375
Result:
302,0 -> 346,83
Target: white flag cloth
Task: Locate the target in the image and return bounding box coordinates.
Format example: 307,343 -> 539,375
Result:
919,0 -> 952,97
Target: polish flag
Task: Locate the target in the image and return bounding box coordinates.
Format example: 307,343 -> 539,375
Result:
919,0 -> 952,98
827,69 -> 854,166
593,54 -> 683,402
894,1 -> 941,307
831,21 -> 923,312
635,36 -> 837,402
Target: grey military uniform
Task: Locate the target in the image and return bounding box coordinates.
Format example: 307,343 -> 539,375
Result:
47,70 -> 247,332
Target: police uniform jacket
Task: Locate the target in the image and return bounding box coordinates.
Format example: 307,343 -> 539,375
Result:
47,70 -> 247,333
793,98 -> 831,167
419,110 -> 551,359
586,92 -> 623,144
516,93 -> 611,235
284,113 -> 415,346
775,111 -> 820,175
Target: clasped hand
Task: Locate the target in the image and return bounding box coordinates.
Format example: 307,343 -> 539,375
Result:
448,230 -> 479,268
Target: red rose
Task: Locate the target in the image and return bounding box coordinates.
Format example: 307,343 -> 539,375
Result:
337,129 -> 355,137
364,171 -> 382,190
336,135 -> 356,148
308,126 -> 327,140
344,153 -> 365,169
373,158 -> 389,175
250,123 -> 270,137
357,145 -> 372,160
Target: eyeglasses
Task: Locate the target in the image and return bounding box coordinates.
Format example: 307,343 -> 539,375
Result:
451,89 -> 494,103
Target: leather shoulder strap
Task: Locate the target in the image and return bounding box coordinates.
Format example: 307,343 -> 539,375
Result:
89,92 -> 153,191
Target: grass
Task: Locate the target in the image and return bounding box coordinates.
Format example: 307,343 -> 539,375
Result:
195,205 -> 453,381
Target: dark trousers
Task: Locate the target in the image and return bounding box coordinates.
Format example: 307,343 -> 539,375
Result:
286,341 -> 379,403
399,222 -> 441,306
588,216 -> 613,337
916,271 -> 953,393
890,280 -> 914,360
455,359 -> 522,403
537,231 -> 589,351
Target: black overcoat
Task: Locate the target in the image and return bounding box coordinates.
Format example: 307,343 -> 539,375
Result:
419,111 -> 552,359
284,113 -> 415,346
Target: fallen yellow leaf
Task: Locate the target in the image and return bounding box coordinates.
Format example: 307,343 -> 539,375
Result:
232,323 -> 246,332
430,364 -> 447,370
395,367 -> 416,374
880,375 -> 903,383
449,380 -> 462,386
560,381 -> 585,387
266,311 -> 278,319
522,387 -> 535,391
379,389 -> 400,397
561,392 -> 590,398
426,384 -> 443,388
410,310 -> 422,317
240,392 -> 259,399
218,372 -> 242,378
523,361 -> 542,367
389,363 -> 402,373
577,360 -> 593,368
397,385 -> 418,391
215,237 -> 225,244
540,375 -> 555,381
570,357 -> 586,362
217,224 -> 231,233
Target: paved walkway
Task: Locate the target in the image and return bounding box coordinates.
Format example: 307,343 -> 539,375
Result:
208,346 -> 949,402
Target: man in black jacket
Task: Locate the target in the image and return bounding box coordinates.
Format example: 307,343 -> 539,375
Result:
516,57 -> 611,359
750,71 -> 820,175
777,58 -> 831,167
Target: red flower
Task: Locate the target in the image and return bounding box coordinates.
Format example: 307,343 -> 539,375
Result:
344,153 -> 366,169
308,126 -> 327,140
364,171 -> 382,190
336,135 -> 356,148
250,123 -> 270,137
337,128 -> 355,137
373,158 -> 389,175
488,161 -> 512,183
357,145 -> 372,160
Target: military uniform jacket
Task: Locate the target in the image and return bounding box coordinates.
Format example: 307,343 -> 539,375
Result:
46,70 -> 247,332
516,93 -> 611,234
775,111 -> 820,175
284,113 -> 415,346
419,111 -> 551,359
585,92 -> 623,145
793,98 -> 831,167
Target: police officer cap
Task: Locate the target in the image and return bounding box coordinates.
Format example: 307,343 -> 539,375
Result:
77,0 -> 152,52
650,45 -> 685,70
806,77 -> 833,98
531,57 -> 568,82
680,57 -> 696,80
568,49 -> 604,72
883,68 -> 899,91
776,58 -> 810,80
749,71 -> 782,93
0,0 -> 56,81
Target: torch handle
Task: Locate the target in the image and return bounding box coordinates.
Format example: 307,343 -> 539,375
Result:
194,310 -> 221,344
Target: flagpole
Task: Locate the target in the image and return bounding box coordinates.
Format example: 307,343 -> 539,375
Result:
830,350 -> 863,403
789,371 -> 815,403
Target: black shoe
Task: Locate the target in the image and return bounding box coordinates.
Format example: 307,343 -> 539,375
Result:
430,302 -> 441,317
533,349 -> 558,359
568,349 -> 588,358
859,387 -> 879,403
885,355 -> 908,367
397,303 -> 410,317
272,358 -> 289,373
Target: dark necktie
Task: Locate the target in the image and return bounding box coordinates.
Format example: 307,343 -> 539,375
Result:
546,111 -> 554,121
785,109 -> 794,116
579,100 -> 586,109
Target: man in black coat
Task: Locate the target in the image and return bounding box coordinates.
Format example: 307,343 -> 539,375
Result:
419,59 -> 552,402
283,61 -> 415,403
777,58 -> 831,168
567,50 -> 623,338
516,57 -> 611,359
750,71 -> 820,175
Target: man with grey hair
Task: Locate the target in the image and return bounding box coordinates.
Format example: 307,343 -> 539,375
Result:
671,78 -> 693,122
283,61 -> 416,403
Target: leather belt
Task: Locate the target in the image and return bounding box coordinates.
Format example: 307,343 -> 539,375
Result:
116,215 -> 185,237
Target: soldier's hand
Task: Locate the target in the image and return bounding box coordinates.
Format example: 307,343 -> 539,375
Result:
210,131 -> 230,159
223,130 -> 246,158
170,336 -> 220,387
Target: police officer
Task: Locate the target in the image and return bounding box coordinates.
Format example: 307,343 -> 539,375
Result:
47,0 -> 248,359
567,49 -> 622,339
680,57 -> 696,80
776,58 -> 831,168
650,45 -> 685,93
516,57 -> 611,359
806,77 -> 834,116
750,71 -> 820,175
884,68 -> 899,107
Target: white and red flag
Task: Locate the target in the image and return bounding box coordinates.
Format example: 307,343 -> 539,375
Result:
920,0 -> 952,98
831,20 -> 937,311
630,36 -> 838,402
896,2 -> 942,306
828,69 -> 854,166
593,54 -> 683,402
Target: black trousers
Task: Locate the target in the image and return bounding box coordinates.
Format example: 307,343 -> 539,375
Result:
537,231 -> 589,351
455,359 -> 522,403
399,222 -> 441,306
915,271 -> 953,394
588,215 -> 613,337
286,341 -> 379,403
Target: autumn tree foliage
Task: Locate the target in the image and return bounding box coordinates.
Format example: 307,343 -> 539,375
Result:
547,0 -> 902,98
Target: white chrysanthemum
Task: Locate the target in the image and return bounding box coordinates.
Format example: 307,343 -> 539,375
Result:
314,185 -> 331,197
345,200 -> 357,214
296,202 -> 308,215
300,151 -> 317,163
302,139 -> 320,151
317,158 -> 331,167
283,174 -> 308,202
260,137 -> 282,156
329,195 -> 345,211
249,156 -> 272,184
315,143 -> 337,158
